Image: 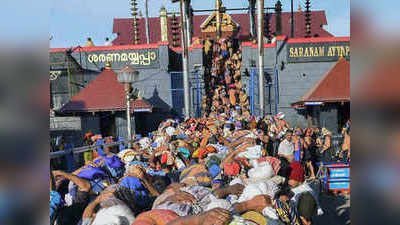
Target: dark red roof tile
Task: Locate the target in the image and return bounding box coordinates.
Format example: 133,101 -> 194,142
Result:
60,69 -> 152,112
113,10 -> 332,45
292,57 -> 350,106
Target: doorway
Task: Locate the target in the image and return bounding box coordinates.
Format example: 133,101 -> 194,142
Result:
100,112 -> 116,137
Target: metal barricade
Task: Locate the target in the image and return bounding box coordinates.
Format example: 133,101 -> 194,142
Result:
50,141 -> 126,159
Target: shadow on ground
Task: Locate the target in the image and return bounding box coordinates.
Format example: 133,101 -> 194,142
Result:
314,194 -> 350,225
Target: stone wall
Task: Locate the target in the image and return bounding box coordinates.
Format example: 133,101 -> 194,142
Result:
240,38 -> 348,129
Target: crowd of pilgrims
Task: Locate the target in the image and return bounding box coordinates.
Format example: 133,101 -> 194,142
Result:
50,37 -> 351,225
201,36 -> 250,117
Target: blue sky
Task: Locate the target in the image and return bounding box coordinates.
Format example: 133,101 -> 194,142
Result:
49,0 -> 350,48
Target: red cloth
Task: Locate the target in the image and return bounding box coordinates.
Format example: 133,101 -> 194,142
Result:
132,209 -> 179,225
289,161 -> 305,183
198,148 -> 208,159
224,162 -> 241,176
235,157 -> 250,167
161,153 -> 168,164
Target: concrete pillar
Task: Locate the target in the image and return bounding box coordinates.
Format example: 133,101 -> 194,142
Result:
180,0 -> 191,117
257,0 -> 265,115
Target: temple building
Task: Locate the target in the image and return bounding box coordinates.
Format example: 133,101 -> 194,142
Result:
50,2 -> 349,145
291,57 -> 350,130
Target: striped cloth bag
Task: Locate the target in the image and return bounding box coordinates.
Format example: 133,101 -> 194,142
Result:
179,164 -> 212,187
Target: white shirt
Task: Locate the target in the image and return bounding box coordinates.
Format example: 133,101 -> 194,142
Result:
278,139 -> 294,156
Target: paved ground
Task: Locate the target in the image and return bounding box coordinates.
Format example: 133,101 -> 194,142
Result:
314,193 -> 350,225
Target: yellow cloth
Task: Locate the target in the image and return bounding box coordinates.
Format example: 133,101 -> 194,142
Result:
180,164 -> 211,187
192,149 -> 200,158
241,211 -> 267,225
83,151 -> 93,162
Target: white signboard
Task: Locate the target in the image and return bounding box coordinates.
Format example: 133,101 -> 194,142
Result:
304,102 -> 323,106
50,116 -> 81,130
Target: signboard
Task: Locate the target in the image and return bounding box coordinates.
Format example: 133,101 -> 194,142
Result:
305,102 -> 323,106
71,48 -> 159,71
50,116 -> 81,131
287,41 -> 350,63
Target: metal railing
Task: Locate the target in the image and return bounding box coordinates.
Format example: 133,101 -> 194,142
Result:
50,135 -> 344,160
50,141 -> 127,159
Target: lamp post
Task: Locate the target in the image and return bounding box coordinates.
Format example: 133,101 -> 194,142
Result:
118,65 -> 139,146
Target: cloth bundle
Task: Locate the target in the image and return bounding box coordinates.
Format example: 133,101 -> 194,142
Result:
224,162 -> 241,176
132,209 -> 179,225
180,164 -> 212,187
238,179 -> 279,202
237,145 -> 262,160
247,162 -> 275,181
91,203 -> 135,225
118,149 -> 137,164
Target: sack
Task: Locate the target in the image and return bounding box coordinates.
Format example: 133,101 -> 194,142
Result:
237,145 -> 262,160
247,162 -> 274,180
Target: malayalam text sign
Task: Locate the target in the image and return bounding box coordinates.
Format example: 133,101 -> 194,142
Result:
72,48 -> 160,70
